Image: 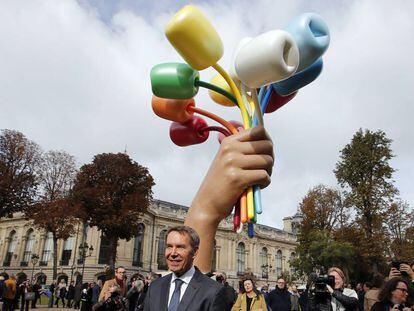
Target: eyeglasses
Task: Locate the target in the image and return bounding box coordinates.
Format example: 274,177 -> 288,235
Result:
396,288 -> 408,293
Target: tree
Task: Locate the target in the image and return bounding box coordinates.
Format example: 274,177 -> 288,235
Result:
26,150 -> 78,280
0,129 -> 41,218
386,200 -> 414,261
334,129 -> 398,272
292,185 -> 353,276
71,153 -> 154,269
292,229 -> 355,276
299,184 -> 347,234
26,198 -> 78,280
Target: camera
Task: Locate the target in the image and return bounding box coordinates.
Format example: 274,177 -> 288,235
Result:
307,272 -> 335,311
391,261 -> 409,277
216,275 -> 224,283
313,275 -> 335,294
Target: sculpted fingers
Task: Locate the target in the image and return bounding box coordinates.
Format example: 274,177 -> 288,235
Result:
240,170 -> 271,189
225,125 -> 270,143
239,155 -> 274,175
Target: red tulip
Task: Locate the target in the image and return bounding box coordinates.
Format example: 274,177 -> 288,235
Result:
265,90 -> 297,113
169,116 -> 209,147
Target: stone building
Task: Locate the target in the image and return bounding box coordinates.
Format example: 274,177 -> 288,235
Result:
0,199 -> 300,288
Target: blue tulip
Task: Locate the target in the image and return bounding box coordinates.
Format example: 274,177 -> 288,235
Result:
285,13 -> 330,72
272,58 -> 323,96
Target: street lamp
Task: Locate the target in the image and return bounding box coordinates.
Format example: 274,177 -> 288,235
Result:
78,242 -> 94,283
30,253 -> 39,284
261,264 -> 272,285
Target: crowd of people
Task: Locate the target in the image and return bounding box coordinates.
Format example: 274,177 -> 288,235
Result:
1,256 -> 413,311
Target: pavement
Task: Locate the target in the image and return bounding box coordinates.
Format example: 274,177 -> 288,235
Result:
0,303 -> 77,311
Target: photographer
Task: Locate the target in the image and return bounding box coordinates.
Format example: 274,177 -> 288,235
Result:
215,272 -> 237,310
126,279 -> 144,311
388,262 -> 414,307
326,267 -> 358,311
92,284 -> 128,311
370,278 -> 410,311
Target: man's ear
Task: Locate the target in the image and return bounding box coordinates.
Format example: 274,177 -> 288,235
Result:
193,247 -> 199,259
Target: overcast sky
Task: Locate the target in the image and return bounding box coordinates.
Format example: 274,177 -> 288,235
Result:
1,0 -> 413,229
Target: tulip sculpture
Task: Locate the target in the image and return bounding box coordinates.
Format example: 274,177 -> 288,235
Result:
150,5 -> 330,237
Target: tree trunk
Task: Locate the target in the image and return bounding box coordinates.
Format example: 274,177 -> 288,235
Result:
53,233 -> 58,281
107,235 -> 118,270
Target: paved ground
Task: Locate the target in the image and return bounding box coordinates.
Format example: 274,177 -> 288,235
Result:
0,304 -> 77,310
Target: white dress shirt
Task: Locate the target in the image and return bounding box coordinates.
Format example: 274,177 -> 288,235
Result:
168,266 -> 196,306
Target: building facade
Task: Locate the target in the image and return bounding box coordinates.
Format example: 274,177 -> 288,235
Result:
0,199 -> 300,288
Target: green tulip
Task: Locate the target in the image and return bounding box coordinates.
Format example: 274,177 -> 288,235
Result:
150,63 -> 200,99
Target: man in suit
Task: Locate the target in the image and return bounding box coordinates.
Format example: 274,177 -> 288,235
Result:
143,225 -> 228,311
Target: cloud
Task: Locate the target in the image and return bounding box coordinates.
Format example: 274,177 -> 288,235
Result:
1,0 -> 413,229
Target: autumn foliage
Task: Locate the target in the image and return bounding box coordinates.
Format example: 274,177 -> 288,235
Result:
71,153 -> 154,268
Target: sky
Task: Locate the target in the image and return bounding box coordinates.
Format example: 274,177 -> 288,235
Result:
1,0 -> 413,229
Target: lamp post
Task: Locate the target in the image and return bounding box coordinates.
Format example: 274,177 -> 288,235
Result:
78,242 -> 93,283
30,253 -> 39,284
261,264 -> 272,285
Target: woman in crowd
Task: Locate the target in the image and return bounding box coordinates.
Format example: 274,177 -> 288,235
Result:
327,267 -> 359,311
126,279 -> 145,311
231,276 -> 267,311
370,277 -> 410,311
365,274 -> 384,311
19,280 -> 32,311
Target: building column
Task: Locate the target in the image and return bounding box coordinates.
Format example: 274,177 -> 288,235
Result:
153,237 -> 159,270
19,235 -> 28,263
228,240 -> 233,271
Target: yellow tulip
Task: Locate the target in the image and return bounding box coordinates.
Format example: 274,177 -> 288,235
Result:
165,5 -> 223,70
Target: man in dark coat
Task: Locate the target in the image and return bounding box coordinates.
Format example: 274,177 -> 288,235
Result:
143,226 -> 228,311
66,281 -> 75,307
266,278 -> 291,311
215,272 -> 237,310
31,282 -> 41,308
73,282 -> 82,309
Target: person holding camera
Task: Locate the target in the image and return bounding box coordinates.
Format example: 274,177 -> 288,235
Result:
126,279 -> 145,311
92,284 -> 128,311
389,262 -> 414,307
216,272 -> 237,310
370,278 -> 410,311
326,267 -> 358,311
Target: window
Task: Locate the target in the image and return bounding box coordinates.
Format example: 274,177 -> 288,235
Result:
61,236 -> 74,265
290,252 -> 296,276
275,250 -> 283,278
236,242 -> 245,275
157,230 -> 167,270
4,231 -> 17,266
260,247 -> 268,278
41,232 -> 53,263
132,224 -> 145,267
23,229 -> 35,265
98,234 -> 110,265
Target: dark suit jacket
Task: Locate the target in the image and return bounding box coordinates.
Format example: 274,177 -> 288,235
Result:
143,268 -> 229,311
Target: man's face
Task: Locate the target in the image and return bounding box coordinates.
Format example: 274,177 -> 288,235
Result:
165,231 -> 197,277
115,268 -> 126,281
277,279 -> 285,289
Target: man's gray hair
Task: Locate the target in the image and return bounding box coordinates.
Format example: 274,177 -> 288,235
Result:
167,225 -> 200,251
